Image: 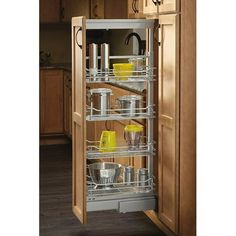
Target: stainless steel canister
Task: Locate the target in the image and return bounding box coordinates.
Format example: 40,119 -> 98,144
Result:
137,168 -> 149,187
117,95 -> 142,116
89,88 -> 112,116
101,43 -> 110,80
89,43 -> 98,79
123,166 -> 135,185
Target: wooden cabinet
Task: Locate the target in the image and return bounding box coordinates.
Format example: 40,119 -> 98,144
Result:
157,14 -> 180,233
40,0 -> 61,23
40,0 -> 90,23
40,69 -> 64,135
63,71 -> 72,138
61,0 -> 90,22
40,69 -> 72,145
90,0 -> 128,19
71,15 -> 196,236
128,0 -> 145,19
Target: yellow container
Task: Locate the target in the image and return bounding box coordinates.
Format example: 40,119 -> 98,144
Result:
124,125 -> 144,133
113,63 -> 134,80
99,131 -> 116,152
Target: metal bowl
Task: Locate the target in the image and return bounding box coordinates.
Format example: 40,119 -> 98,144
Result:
88,162 -> 122,186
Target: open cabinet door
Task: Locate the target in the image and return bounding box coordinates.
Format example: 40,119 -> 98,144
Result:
158,14 -> 180,233
71,16 -> 87,223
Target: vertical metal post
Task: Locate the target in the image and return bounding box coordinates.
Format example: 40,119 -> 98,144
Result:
147,28 -> 154,177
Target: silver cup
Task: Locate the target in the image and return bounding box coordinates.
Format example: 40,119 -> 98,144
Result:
101,43 -> 110,81
89,43 -> 98,80
123,166 -> 135,185
137,168 -> 149,187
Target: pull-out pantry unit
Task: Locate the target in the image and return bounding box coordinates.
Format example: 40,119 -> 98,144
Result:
71,16 -> 186,236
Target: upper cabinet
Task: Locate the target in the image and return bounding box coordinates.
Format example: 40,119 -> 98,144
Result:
140,0 -> 179,18
40,0 -> 128,23
90,0 -> 128,19
61,0 -> 90,22
40,0 -> 61,23
40,0 -> 90,23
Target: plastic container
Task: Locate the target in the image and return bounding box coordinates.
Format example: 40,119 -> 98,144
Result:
117,95 -> 143,117
113,63 -> 134,80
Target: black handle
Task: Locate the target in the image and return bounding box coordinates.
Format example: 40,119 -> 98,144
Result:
75,27 -> 82,49
152,0 -> 161,5
134,0 -> 139,13
132,0 -> 136,13
93,4 -> 98,18
61,7 -> 65,19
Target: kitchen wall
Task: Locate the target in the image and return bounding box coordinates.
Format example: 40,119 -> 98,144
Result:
40,24 -> 71,64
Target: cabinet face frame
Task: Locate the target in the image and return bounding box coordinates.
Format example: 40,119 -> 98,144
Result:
71,16 -> 87,223
158,14 -> 180,233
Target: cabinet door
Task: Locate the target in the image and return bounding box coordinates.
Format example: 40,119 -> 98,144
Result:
90,0 -> 105,19
158,14 -> 180,233
72,17 -> 87,223
40,0 -> 60,23
104,0 -> 128,19
40,70 -> 64,134
159,0 -> 179,14
61,0 -> 90,22
63,71 -> 72,138
143,0 -> 158,16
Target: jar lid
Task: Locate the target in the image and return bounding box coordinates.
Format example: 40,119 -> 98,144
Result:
124,124 -> 143,132
138,168 -> 148,175
124,166 -> 135,172
89,88 -> 112,94
118,95 -> 142,101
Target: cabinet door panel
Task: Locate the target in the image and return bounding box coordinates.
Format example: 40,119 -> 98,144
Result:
40,0 -> 60,23
63,71 -> 71,137
158,14 -> 179,233
62,0 -> 90,22
159,0 -> 179,14
40,70 -> 64,134
104,0 -> 128,19
72,17 -> 87,224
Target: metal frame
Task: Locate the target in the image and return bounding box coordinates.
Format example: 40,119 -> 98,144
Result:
86,19 -> 154,30
84,19 -> 156,211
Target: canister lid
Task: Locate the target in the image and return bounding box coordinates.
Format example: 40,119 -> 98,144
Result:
124,166 -> 135,172
118,95 -> 142,101
89,88 -> 112,94
138,168 -> 148,175
124,124 -> 143,132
